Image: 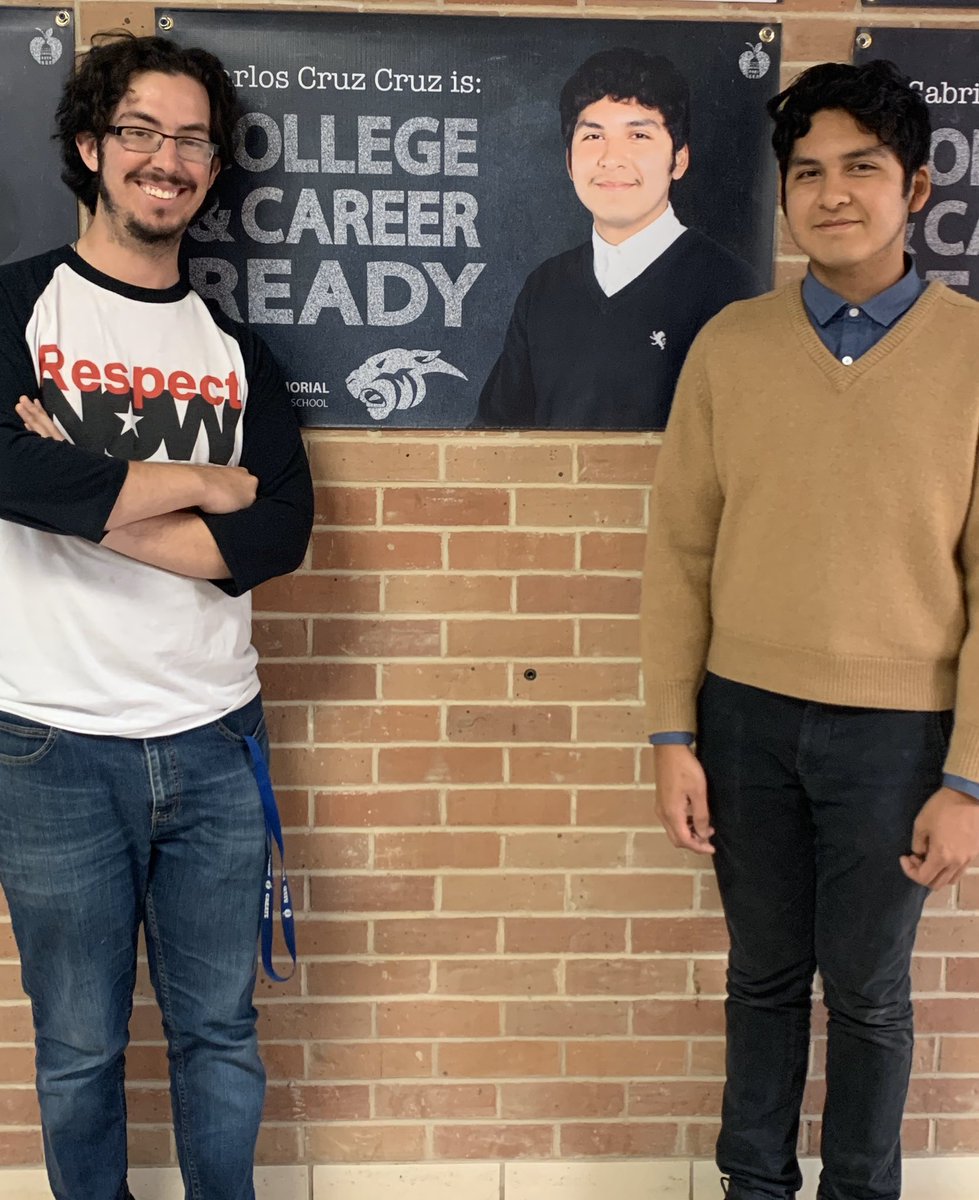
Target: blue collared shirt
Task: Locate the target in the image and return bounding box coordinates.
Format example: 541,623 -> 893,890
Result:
801,260 -> 925,363
650,263 -> 979,800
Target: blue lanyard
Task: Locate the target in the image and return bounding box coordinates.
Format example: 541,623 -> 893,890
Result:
244,735 -> 297,982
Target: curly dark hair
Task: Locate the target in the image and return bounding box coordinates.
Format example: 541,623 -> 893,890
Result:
55,33 -> 242,213
767,60 -> 931,195
559,48 -> 690,160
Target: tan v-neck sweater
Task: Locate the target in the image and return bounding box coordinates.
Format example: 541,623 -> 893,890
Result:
641,280 -> 979,780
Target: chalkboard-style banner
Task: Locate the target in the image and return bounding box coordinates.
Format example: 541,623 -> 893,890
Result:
162,10 -> 780,429
855,29 -> 979,299
0,8 -> 76,264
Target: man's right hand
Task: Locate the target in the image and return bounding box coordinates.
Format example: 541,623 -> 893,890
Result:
653,742 -> 715,856
194,464 -> 258,514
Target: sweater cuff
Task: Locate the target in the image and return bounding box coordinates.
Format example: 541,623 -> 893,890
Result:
944,719 -> 979,782
644,681 -> 699,738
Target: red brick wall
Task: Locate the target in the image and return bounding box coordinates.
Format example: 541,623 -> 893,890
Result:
1,0 -> 978,1170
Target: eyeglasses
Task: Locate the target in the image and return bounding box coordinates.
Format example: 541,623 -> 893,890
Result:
105,125 -> 218,165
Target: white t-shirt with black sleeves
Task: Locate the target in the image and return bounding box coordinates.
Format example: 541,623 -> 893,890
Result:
0,245 -> 312,738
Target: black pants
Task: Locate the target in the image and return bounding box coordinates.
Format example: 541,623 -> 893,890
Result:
697,674 -> 948,1200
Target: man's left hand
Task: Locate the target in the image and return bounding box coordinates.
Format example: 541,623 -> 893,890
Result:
900,786 -> 979,890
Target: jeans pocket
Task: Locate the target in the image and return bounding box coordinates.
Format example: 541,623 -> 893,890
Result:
0,710 -> 59,765
215,694 -> 267,750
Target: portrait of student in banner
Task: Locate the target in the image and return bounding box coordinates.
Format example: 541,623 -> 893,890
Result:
474,49 -> 763,431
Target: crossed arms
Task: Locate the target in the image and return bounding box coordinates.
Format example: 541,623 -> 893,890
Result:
1,341 -> 312,596
16,394 -> 257,579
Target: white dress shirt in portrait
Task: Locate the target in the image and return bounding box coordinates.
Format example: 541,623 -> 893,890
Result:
592,205 -> 687,297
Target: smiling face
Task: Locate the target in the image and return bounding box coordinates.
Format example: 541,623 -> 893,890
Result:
568,95 -> 689,246
784,108 -> 931,300
77,70 -> 220,250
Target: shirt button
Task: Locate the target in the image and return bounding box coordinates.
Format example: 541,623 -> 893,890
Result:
848,307 -> 860,318
841,355 -> 854,366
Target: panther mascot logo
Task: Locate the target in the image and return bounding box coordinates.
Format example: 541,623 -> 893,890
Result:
345,349 -> 467,421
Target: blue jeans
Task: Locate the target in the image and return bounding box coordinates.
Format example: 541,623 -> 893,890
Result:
0,694 -> 269,1200
698,674 -> 943,1200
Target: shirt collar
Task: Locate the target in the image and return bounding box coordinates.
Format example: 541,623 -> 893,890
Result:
802,257 -> 925,329
592,205 -> 685,275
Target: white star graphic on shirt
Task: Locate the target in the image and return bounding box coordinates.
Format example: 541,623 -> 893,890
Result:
116,404 -> 143,435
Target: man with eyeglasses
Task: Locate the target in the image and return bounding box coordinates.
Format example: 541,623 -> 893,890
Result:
0,34 -> 311,1200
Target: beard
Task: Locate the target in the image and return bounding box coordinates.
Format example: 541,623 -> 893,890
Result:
97,170 -> 197,248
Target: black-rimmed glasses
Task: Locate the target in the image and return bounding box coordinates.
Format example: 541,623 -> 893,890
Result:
105,125 -> 217,165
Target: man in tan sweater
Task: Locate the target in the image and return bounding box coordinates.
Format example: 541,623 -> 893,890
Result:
642,61 -> 979,1200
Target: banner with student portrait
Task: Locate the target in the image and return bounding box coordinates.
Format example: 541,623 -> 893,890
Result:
162,10 -> 780,429
0,7 -> 77,264
856,28 -> 979,298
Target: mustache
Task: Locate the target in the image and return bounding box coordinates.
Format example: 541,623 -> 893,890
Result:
126,169 -> 196,190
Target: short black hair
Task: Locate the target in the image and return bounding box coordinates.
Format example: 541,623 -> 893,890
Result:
55,32 -> 242,213
767,60 -> 931,194
559,48 -> 690,158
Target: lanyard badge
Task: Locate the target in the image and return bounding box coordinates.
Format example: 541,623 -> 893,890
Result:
244,734 -> 297,982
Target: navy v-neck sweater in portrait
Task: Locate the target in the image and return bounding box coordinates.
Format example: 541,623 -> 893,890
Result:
474,228 -> 761,430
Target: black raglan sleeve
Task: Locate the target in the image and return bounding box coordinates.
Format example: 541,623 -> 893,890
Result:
198,326 -> 313,597
0,256 -> 128,540
471,275 -> 538,428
